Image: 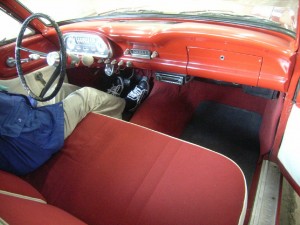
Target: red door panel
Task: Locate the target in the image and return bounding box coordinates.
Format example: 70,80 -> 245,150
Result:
0,34 -> 58,79
272,53 -> 300,196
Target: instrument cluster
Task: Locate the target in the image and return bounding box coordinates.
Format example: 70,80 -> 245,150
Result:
64,32 -> 112,58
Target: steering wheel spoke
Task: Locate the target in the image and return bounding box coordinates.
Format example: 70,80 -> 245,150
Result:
15,13 -> 66,102
17,46 -> 48,58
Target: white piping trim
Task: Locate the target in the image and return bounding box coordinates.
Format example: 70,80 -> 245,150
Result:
0,217 -> 9,225
92,113 -> 248,224
0,190 -> 47,204
238,175 -> 248,225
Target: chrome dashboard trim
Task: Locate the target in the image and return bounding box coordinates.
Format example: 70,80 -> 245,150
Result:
129,49 -> 151,59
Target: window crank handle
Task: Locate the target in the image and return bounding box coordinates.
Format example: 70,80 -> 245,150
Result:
35,72 -> 47,86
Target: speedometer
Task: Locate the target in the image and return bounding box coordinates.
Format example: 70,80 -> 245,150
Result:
66,36 -> 76,50
95,38 -> 107,54
63,33 -> 112,58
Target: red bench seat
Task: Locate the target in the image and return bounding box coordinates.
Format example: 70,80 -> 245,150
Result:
1,113 -> 247,225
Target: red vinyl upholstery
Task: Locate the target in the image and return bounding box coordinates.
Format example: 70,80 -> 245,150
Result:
0,194 -> 87,225
0,170 -> 45,202
0,170 -> 87,225
26,113 -> 247,225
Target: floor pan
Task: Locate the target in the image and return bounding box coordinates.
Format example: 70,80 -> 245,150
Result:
181,101 -> 262,189
130,80 -> 266,188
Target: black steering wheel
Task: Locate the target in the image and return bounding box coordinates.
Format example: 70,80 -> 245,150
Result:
15,13 -> 66,102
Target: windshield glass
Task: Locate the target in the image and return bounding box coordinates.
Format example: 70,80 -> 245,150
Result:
19,0 -> 299,35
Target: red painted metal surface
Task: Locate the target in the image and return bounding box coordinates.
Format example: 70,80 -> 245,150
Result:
0,35 -> 58,79
187,47 -> 262,86
48,19 -> 296,91
270,52 -> 300,196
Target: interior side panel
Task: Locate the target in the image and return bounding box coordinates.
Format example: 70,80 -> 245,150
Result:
0,66 -> 57,94
0,34 -> 57,79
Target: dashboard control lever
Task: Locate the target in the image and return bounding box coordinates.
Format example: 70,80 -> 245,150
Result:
126,61 -> 133,67
118,60 -> 124,66
115,60 -> 126,72
68,54 -> 80,67
104,63 -> 115,76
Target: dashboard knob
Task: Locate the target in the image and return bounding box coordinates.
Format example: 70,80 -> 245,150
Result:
118,60 -> 124,66
126,61 -> 133,67
124,48 -> 130,55
151,51 -> 159,59
82,55 -> 94,67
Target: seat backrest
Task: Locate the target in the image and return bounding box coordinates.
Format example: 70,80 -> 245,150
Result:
0,170 -> 87,225
0,170 -> 45,203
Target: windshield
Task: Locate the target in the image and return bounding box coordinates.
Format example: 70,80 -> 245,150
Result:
19,0 -> 299,35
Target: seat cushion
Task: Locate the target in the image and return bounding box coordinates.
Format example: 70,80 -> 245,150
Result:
26,113 -> 247,225
0,170 -> 45,203
0,193 -> 87,225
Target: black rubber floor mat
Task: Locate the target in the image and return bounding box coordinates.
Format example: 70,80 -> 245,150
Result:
181,101 -> 262,189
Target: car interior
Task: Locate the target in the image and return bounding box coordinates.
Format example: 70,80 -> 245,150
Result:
1,1 -> 300,225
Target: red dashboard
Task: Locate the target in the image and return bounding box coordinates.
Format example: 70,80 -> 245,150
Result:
60,19 -> 297,92
1,18 -> 297,92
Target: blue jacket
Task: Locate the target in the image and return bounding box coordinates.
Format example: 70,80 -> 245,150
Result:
0,91 -> 64,175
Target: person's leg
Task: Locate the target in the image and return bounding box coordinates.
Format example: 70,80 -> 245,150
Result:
38,83 -> 80,106
62,87 -> 126,139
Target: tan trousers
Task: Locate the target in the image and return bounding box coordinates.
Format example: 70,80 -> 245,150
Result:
39,83 -> 125,139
